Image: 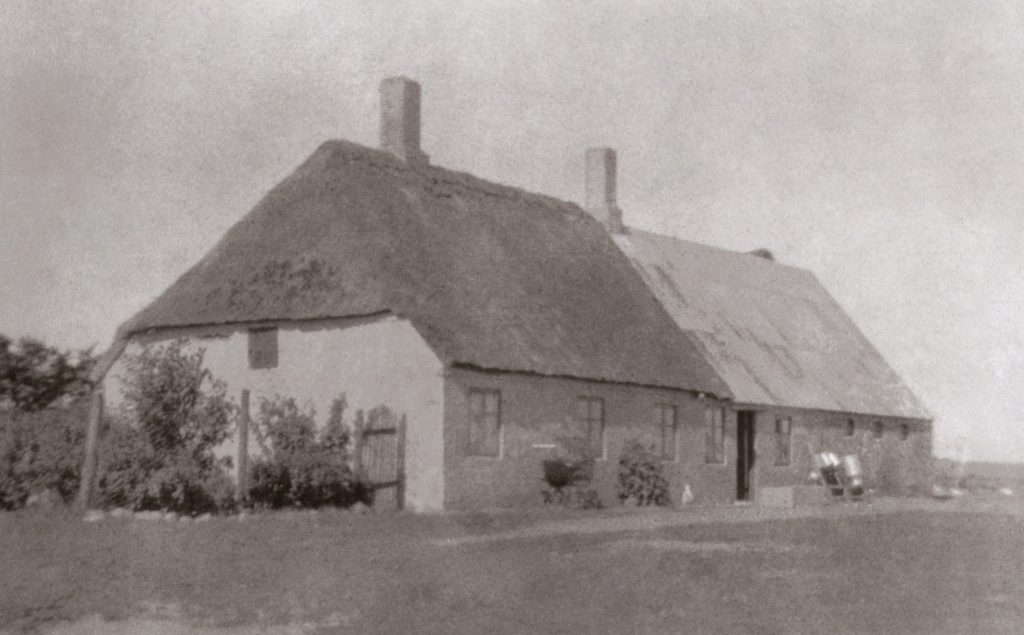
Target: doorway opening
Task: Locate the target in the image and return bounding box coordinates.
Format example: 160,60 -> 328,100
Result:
736,411 -> 756,502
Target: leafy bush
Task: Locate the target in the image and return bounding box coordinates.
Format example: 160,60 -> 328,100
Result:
0,403 -> 88,509
98,421 -> 236,514
96,339 -> 236,514
247,394 -> 368,509
617,440 -> 670,506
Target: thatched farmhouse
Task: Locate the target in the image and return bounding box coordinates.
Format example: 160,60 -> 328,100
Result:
95,77 -> 931,511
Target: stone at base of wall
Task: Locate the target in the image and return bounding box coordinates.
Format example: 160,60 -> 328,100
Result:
758,486 -> 831,508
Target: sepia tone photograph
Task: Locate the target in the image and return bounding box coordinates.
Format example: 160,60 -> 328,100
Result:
1,1 -> 1022,633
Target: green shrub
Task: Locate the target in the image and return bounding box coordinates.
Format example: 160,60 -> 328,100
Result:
0,403 -> 88,509
96,339 -> 236,514
97,420 -> 236,514
247,394 -> 367,509
617,440 -> 670,506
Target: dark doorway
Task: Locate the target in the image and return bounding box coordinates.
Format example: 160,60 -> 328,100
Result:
736,411 -> 756,501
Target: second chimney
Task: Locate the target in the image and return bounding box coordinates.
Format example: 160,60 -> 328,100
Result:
585,147 -> 624,233
380,77 -> 429,166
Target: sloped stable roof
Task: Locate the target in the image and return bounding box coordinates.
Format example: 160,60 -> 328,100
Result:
615,230 -> 930,420
110,141 -> 729,397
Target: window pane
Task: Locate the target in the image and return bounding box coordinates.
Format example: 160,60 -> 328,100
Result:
705,406 -> 723,464
705,407 -> 712,462
660,406 -> 676,461
575,398 -> 590,420
719,410 -> 726,460
775,417 -> 791,466
483,414 -> 500,455
468,390 -> 500,457
248,327 -> 278,369
589,420 -> 603,458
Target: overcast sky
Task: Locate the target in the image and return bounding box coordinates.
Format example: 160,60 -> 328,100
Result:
2,1 -> 1021,462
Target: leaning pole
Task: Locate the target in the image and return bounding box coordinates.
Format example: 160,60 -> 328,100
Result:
74,391 -> 104,511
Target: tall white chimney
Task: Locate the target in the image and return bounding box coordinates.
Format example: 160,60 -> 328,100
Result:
585,147 -> 623,233
380,77 -> 429,166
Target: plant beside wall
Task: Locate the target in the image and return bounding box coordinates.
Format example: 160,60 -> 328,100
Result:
97,339 -> 237,514
0,403 -> 88,510
248,394 -> 368,509
617,440 -> 670,507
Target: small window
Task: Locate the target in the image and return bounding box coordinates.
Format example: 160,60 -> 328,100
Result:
873,421 -> 884,439
248,327 -> 278,369
704,406 -> 726,464
575,397 -> 605,459
845,419 -> 855,437
774,417 -> 792,466
467,389 -> 501,457
654,405 -> 677,462
900,423 -> 910,441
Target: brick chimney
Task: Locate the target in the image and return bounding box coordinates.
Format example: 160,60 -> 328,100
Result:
380,77 -> 429,166
584,147 -> 624,233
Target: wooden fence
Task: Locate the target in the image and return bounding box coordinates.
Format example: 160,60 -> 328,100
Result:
353,406 -> 407,511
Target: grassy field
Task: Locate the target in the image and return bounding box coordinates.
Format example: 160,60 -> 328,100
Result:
2,499 -> 1024,634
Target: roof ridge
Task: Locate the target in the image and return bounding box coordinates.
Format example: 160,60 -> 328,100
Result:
320,139 -> 581,216
623,226 -> 814,276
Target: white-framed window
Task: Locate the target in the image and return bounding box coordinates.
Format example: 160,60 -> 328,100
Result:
774,416 -> 792,466
467,389 -> 501,457
654,404 -> 677,462
248,327 -> 278,369
704,405 -> 726,464
575,396 -> 605,459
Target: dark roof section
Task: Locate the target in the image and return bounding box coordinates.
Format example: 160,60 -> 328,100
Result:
615,229 -> 930,419
110,140 -> 730,397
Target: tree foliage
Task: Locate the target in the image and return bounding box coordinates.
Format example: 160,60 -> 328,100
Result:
0,335 -> 95,412
0,404 -> 88,510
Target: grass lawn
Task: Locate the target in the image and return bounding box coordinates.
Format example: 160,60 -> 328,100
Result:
2,500 -> 1023,634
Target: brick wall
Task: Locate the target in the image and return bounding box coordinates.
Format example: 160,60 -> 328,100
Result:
743,405 -> 933,498
442,367 -> 737,509
441,368 -> 933,510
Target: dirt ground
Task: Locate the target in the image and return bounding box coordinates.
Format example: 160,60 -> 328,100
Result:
2,497 -> 1023,634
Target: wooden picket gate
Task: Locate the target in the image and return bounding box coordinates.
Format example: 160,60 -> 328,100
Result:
353,406 -> 407,511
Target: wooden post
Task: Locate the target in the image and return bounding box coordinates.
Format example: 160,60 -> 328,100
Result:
396,413 -> 407,511
353,409 -> 365,481
237,389 -> 250,503
75,391 -> 104,511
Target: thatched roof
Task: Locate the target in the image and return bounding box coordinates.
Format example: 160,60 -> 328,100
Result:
104,141 -> 729,396
615,230 -> 930,419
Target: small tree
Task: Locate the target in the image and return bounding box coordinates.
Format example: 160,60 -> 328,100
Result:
97,339 -> 236,513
